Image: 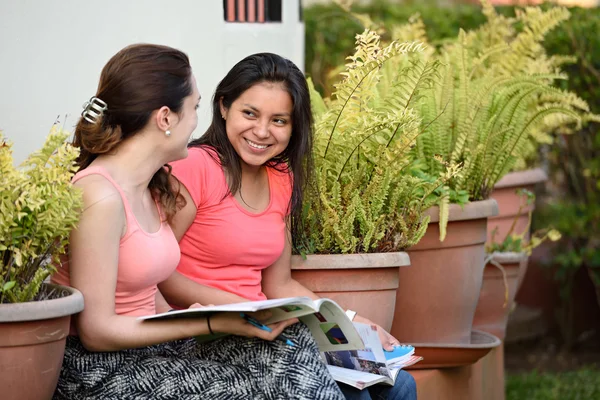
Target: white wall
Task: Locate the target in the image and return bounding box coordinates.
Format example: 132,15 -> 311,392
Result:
0,0 -> 304,164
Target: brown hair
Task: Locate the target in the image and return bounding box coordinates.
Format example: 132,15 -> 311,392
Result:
72,44 -> 192,221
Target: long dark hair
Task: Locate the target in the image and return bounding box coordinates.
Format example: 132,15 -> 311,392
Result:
72,44 -> 193,221
189,53 -> 313,248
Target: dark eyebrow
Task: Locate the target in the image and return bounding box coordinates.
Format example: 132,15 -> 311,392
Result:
243,103 -> 290,117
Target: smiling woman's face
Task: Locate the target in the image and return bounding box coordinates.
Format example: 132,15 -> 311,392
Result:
220,81 -> 293,170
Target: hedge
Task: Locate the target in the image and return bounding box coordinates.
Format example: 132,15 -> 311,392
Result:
304,0 -> 600,116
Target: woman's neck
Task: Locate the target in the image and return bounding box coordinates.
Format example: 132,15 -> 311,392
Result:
92,133 -> 167,197
240,161 -> 265,181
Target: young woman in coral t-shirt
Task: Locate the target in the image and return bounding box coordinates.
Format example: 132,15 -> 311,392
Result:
161,53 -> 416,400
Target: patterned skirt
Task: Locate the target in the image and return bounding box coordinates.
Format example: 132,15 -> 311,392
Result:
53,323 -> 344,400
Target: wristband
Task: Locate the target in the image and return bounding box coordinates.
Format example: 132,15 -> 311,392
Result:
207,314 -> 214,335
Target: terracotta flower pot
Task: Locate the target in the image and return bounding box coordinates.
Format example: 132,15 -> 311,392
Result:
291,252 -> 410,332
0,284 -> 84,400
391,199 -> 499,344
488,168 -> 547,243
472,252 -> 528,341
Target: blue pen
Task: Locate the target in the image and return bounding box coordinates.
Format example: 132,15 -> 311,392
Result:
240,313 -> 295,347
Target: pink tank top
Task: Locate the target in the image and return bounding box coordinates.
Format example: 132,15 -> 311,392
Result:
52,166 -> 181,318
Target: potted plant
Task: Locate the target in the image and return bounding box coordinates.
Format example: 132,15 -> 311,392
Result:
293,29 -> 453,332
473,2 -> 592,243
469,189 -> 560,400
474,190 -> 561,340
388,1 -> 592,345
0,125 -> 84,400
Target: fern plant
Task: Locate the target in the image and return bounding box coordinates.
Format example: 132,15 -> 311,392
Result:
321,0 -> 598,242
415,37 -> 585,198
0,125 -> 82,303
456,0 -> 600,171
406,2 -> 600,239
328,0 -> 598,173
300,30 -> 456,254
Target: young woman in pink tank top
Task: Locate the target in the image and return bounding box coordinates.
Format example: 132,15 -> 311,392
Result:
161,54 -> 416,400
52,45 -> 343,400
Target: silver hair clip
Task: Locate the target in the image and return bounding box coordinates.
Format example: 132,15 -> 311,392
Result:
81,96 -> 108,124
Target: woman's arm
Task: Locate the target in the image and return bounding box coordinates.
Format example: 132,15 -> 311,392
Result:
162,179 -> 249,307
159,271 -> 249,308
155,289 -> 172,314
261,229 -> 319,300
168,176 -> 197,242
70,176 -> 290,352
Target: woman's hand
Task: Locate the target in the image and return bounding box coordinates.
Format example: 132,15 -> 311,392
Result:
189,303 -> 214,309
353,314 -> 400,351
209,311 -> 298,341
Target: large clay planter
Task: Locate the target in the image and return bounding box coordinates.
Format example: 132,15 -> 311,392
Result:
391,199 -> 499,344
291,252 -> 410,332
472,252 -> 528,341
489,169 -> 547,300
488,168 -> 547,244
0,284 -> 84,400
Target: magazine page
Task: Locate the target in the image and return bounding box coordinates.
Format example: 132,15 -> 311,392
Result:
322,321 -> 424,388
139,296 -> 364,353
326,365 -> 391,390
389,355 -> 424,373
322,322 -> 393,382
138,297 -> 319,321
263,302 -> 323,323
300,299 -> 364,352
383,354 -> 424,384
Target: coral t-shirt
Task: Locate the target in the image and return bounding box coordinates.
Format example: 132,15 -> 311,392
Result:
170,146 -> 292,300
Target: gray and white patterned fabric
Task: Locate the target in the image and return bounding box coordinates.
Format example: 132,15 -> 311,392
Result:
53,323 -> 345,400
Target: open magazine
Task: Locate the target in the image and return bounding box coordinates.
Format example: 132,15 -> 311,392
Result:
138,296 -> 364,352
323,323 -> 423,390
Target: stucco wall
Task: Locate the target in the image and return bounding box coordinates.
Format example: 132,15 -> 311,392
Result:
0,0 -> 303,163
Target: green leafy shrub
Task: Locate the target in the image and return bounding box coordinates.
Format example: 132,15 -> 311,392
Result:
305,0 -> 489,96
533,6 -> 600,311
300,30 -> 454,254
0,125 -> 82,303
307,1 -> 596,241
305,1 -> 600,172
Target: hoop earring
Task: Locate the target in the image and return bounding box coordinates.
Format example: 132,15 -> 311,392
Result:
165,130 -> 171,137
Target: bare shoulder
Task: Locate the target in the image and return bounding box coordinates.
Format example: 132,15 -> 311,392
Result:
73,174 -> 124,218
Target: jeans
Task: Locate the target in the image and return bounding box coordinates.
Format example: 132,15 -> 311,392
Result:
338,370 -> 417,400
